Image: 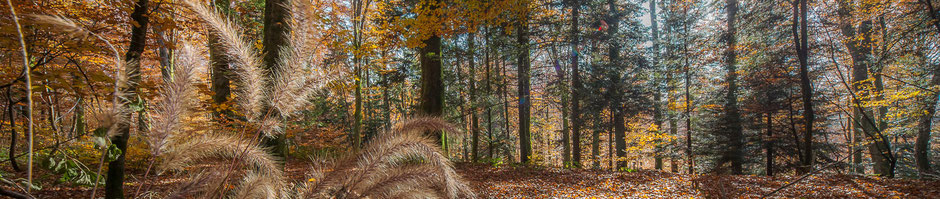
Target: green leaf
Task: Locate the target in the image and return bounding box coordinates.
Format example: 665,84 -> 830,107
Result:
106,144 -> 122,162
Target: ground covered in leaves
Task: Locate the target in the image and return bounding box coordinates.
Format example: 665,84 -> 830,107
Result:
11,161 -> 940,198
455,163 -> 940,198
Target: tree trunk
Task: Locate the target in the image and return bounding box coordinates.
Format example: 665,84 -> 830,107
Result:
766,112 -> 774,176
485,27 -> 495,160
261,0 -> 290,157
606,0 -> 626,170
517,6 -> 532,163
722,0 -> 744,175
6,88 -> 20,171
470,32 -> 480,162
650,0 -> 664,171
838,1 -> 894,177
684,9 -> 694,175
209,0 -> 232,120
418,0 -> 444,144
569,0 -> 583,168
793,0 -> 814,174
915,61 -> 940,177
920,0 -> 940,35
106,0 -> 150,198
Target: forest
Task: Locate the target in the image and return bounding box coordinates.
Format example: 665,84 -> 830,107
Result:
0,0 -> 939,198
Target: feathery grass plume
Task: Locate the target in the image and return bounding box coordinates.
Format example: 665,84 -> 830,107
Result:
183,0 -> 265,122
307,117 -> 476,199
267,0 -> 338,135
164,170 -> 225,199
146,43 -> 204,157
28,14 -> 90,40
29,14 -> 123,66
233,170 -> 287,198
158,133 -> 286,197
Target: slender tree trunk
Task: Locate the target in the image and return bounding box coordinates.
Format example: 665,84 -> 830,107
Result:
485,27 -> 495,159
106,0 -> 150,198
6,88 -> 20,171
418,0 -> 444,144
382,50 -> 391,131
722,0 -> 744,175
501,50 -> 512,161
469,32 -> 480,162
792,0 -> 814,174
766,112 -> 774,176
915,60 -> 940,177
569,0 -> 583,168
684,9 -> 694,175
606,0 -> 626,170
650,0 -> 664,171
517,6 -> 532,163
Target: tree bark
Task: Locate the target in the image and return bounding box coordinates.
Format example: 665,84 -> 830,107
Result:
6,88 -> 20,171
517,6 -> 532,163
568,0 -> 583,168
793,0 -> 814,174
106,0 -> 150,198
915,61 -> 940,177
766,113 -> 774,176
485,27 -> 495,159
607,0 -> 627,170
418,0 -> 444,144
838,1 -> 895,177
209,0 -> 232,120
261,0 -> 290,157
650,0 -> 664,171
470,33 -> 480,162
722,0 -> 744,175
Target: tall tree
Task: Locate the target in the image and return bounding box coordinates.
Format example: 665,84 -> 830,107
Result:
106,0 -> 150,198
418,0 -> 445,144
650,0 -> 664,171
793,0 -> 814,174
721,0 -> 744,175
838,0 -> 895,177
517,0 -> 532,163
914,0 -> 939,177
470,32 -> 480,162
568,0 -> 583,168
607,0 -> 626,169
914,51 -> 939,177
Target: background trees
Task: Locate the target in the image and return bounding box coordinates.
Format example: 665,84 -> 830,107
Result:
0,2 -> 939,198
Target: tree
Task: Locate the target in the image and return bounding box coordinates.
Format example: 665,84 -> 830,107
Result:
915,0 -> 940,178
418,0 -> 445,144
106,0 -> 150,198
650,0 -> 664,171
261,0 -> 290,158
838,0 -> 895,177
606,0 -> 627,169
568,0 -> 583,168
793,0 -> 814,174
470,32 -> 480,162
914,51 -> 939,177
720,0 -> 744,175
210,0 -> 232,119
516,0 -> 532,163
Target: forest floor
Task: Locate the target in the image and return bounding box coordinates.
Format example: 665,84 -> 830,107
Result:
10,161 -> 940,198
455,163 -> 940,198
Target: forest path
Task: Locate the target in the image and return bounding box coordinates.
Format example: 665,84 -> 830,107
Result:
455,163 -> 940,198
